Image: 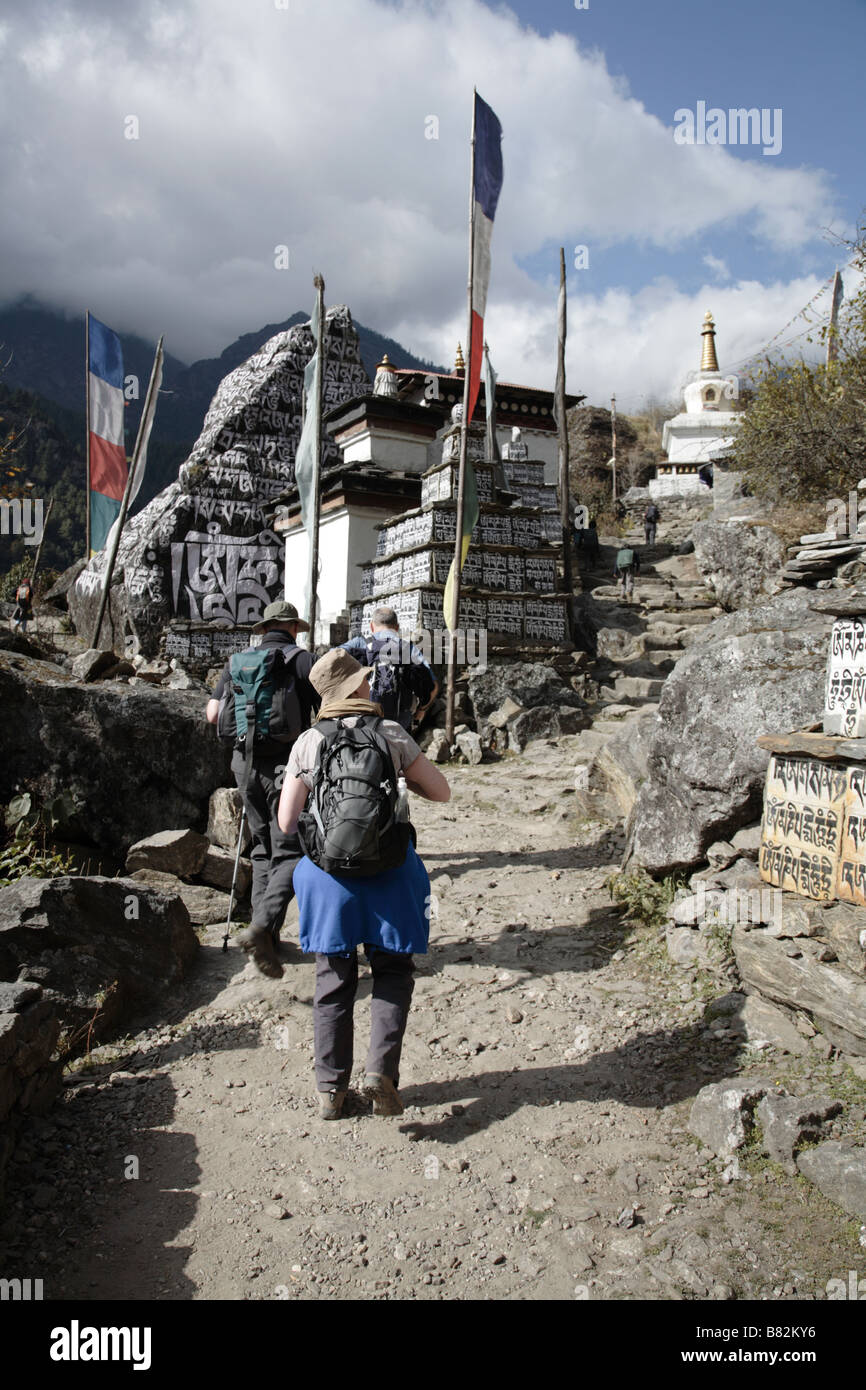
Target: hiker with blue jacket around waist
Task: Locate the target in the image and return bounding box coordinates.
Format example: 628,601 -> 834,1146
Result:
341,606 -> 438,733
206,601 -> 320,980
277,647 -> 451,1121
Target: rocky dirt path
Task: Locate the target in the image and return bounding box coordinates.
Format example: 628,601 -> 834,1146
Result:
3,734 -> 862,1302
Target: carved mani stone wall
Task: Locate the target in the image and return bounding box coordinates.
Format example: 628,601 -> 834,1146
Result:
69,306 -> 370,661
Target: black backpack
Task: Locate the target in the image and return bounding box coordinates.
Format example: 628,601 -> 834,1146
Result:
216,645 -> 303,749
363,636 -> 433,722
297,716 -> 414,877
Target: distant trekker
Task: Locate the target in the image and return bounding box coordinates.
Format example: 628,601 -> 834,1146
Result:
614,547 -> 640,602
12,578 -> 33,633
644,503 -> 660,546
583,518 -> 600,568
341,607 -> 437,732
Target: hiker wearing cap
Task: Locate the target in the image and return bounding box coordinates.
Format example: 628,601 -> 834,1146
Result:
206,600 -> 319,978
277,647 -> 451,1121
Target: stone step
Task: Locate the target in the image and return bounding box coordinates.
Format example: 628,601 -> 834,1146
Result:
612,675 -> 666,700
668,608 -> 721,625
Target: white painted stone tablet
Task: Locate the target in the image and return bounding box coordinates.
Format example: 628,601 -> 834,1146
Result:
824,616 -> 866,737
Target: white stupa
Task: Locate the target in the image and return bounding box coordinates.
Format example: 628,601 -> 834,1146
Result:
651,311 -> 742,499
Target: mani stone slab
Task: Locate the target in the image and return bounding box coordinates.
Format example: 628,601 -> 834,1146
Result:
823,617 -> 866,738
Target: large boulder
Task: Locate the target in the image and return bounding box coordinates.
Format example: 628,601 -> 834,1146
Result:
468,662 -> 585,721
594,706 -> 659,817
126,829 -> 211,877
0,649 -> 231,856
0,876 -> 198,1051
625,586 -> 837,873
692,518 -> 785,611
206,786 -> 251,853
126,869 -> 236,925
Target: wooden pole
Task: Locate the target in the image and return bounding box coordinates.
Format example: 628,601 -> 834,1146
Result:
445,91 -> 477,747
556,248 -> 573,601
29,493 -> 54,590
85,311 -> 91,558
610,393 -> 618,502
307,274 -> 325,651
827,268 -> 843,367
91,337 -> 163,649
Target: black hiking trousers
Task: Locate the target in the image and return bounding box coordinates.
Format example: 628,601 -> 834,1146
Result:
231,749 -> 301,942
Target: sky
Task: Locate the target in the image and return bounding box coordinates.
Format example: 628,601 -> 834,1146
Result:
0,0 -> 863,411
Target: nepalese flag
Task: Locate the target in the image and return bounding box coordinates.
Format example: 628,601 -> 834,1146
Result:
466,93 -> 503,421
88,313 -> 127,553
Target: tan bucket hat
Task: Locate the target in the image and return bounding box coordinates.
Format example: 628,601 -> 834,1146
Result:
309,648 -> 369,705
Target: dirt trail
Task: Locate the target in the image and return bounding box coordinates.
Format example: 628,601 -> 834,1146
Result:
3,732 -> 861,1302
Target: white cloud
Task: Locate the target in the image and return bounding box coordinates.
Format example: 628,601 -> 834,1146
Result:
0,0 -> 846,410
703,253 -> 731,281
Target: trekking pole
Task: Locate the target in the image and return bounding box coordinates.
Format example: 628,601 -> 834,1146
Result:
222,807 -> 247,953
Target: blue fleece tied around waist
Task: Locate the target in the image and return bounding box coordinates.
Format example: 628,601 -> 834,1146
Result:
293,843 -> 431,955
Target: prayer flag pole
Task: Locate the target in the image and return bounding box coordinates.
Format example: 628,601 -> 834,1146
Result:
555,247 -> 573,603
307,273 -> 325,650
445,91 -> 478,747
91,337 -> 164,649
85,311 -> 91,558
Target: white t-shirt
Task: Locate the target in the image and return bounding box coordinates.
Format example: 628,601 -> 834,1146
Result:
287,715 -> 422,790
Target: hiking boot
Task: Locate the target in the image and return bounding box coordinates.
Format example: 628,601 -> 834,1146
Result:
318,1089 -> 347,1120
363,1073 -> 404,1116
236,925 -> 284,979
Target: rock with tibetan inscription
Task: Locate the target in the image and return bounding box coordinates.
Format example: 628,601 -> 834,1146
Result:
68,307 -> 370,663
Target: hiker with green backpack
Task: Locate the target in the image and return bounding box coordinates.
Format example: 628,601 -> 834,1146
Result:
277,647 -> 451,1121
205,600 -> 320,979
613,546 -> 641,602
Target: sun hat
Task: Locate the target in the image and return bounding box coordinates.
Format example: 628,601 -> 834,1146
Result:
252,600 -> 310,633
308,647 -> 371,704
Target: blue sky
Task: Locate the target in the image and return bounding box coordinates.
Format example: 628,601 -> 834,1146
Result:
507,0 -> 863,306
0,0 -> 862,409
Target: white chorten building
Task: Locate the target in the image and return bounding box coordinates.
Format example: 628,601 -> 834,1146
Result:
651,311 -> 742,499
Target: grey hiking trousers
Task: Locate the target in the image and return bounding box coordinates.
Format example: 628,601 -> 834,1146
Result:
313,947 -> 415,1092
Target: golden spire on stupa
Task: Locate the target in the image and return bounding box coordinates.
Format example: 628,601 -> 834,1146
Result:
700,310 -> 720,373
454,342 -> 465,376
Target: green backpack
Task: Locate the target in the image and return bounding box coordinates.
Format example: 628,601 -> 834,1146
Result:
616,548 -> 635,571
217,646 -> 303,750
